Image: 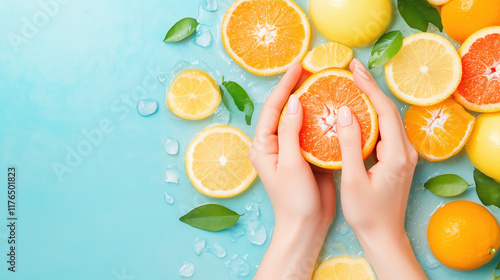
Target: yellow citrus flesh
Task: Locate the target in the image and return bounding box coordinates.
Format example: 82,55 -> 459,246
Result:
301,42 -> 353,73
221,0 -> 311,76
185,126 -> 257,198
466,112 -> 500,182
428,201 -> 500,270
385,33 -> 462,106
313,256 -> 376,280
428,0 -> 450,5
404,98 -> 475,161
309,0 -> 392,47
166,70 -> 221,120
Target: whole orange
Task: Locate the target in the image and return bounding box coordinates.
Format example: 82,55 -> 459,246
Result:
428,201 -> 500,270
441,0 -> 500,43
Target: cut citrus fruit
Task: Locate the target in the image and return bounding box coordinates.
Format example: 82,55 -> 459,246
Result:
385,33 -> 462,106
428,0 -> 450,6
454,26 -> 500,112
285,68 -> 378,169
185,126 -> 257,198
301,42 -> 353,73
428,201 -> 500,270
221,0 -> 311,76
166,70 -> 221,120
404,98 -> 475,161
313,256 -> 376,280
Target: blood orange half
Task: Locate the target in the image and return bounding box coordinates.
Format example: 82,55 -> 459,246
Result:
285,68 -> 379,169
454,26 -> 500,112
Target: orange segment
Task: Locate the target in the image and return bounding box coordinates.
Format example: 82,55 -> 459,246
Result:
284,69 -> 378,169
454,26 -> 500,112
221,0 -> 311,76
404,98 -> 475,161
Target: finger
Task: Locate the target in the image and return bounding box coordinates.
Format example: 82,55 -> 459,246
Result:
349,58 -> 406,155
255,62 -> 303,138
336,106 -> 368,181
292,70 -> 311,92
277,94 -> 305,164
314,171 -> 336,220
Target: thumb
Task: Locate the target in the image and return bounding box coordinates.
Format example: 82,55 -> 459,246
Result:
336,106 -> 366,178
278,94 -> 304,164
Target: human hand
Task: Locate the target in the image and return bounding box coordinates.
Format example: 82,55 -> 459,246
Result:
336,58 -> 426,280
250,62 -> 335,279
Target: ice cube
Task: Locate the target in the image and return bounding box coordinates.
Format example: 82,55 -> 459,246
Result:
229,224 -> 246,243
247,221 -> 267,245
225,254 -> 250,277
162,137 -> 179,155
201,0 -> 218,12
337,220 -> 350,236
137,99 -> 158,117
244,203 -> 260,221
423,253 -> 440,269
194,25 -> 212,48
211,243 -> 227,258
193,238 -> 206,256
197,5 -> 215,27
164,192 -> 175,205
157,72 -> 169,85
211,107 -> 230,125
165,165 -> 180,184
178,262 -> 195,278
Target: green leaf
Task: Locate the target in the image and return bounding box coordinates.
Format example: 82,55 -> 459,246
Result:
163,17 -> 199,42
398,0 -> 443,32
222,78 -> 254,125
424,174 -> 470,197
475,168 -> 500,208
219,85 -> 234,112
179,204 -> 243,231
368,31 -> 403,69
496,261 -> 500,270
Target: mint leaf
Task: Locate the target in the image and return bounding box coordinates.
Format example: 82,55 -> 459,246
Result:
475,168 -> 500,208
164,17 -> 199,42
398,0 -> 443,32
424,174 -> 470,197
221,78 -> 254,125
179,204 -> 243,231
369,31 -> 403,69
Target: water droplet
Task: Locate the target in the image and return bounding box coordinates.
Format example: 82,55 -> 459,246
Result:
197,5 -> 215,26
178,262 -> 195,278
157,72 -> 169,85
422,252 -> 440,269
193,238 -> 206,256
211,243 -> 227,258
201,0 -> 217,11
137,99 -> 158,117
244,203 -> 260,221
164,192 -> 175,205
211,107 -> 230,125
194,25 -> 212,48
247,221 -> 267,245
162,137 -> 179,155
225,254 -> 250,277
337,220 -> 350,236
165,165 -> 180,184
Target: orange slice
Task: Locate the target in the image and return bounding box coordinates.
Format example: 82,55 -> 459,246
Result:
221,0 -> 311,76
284,68 -> 378,169
404,98 -> 475,161
301,42 -> 353,73
454,26 -> 500,112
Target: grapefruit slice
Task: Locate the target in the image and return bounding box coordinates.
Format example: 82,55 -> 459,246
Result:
221,0 -> 311,76
385,33 -> 462,106
404,98 -> 475,161
454,26 -> 500,112
284,69 -> 378,169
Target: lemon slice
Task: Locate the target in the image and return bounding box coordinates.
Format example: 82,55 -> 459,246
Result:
428,0 -> 450,5
302,42 -> 353,73
186,126 -> 257,198
385,33 -> 462,106
166,70 -> 221,120
313,256 -> 376,280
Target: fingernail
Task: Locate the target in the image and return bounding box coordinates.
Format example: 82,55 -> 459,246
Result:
353,58 -> 370,80
338,106 -> 353,127
286,94 -> 299,114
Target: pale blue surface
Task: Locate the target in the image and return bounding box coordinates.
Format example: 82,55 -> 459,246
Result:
0,0 -> 498,279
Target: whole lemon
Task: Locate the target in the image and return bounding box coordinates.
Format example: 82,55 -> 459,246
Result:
309,0 -> 392,47
428,201 -> 500,270
441,0 -> 500,43
466,113 -> 500,182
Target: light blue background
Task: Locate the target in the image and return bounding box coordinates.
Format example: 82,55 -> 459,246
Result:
0,0 -> 498,279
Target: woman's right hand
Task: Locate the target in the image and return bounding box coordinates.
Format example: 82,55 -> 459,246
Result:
336,58 -> 427,280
